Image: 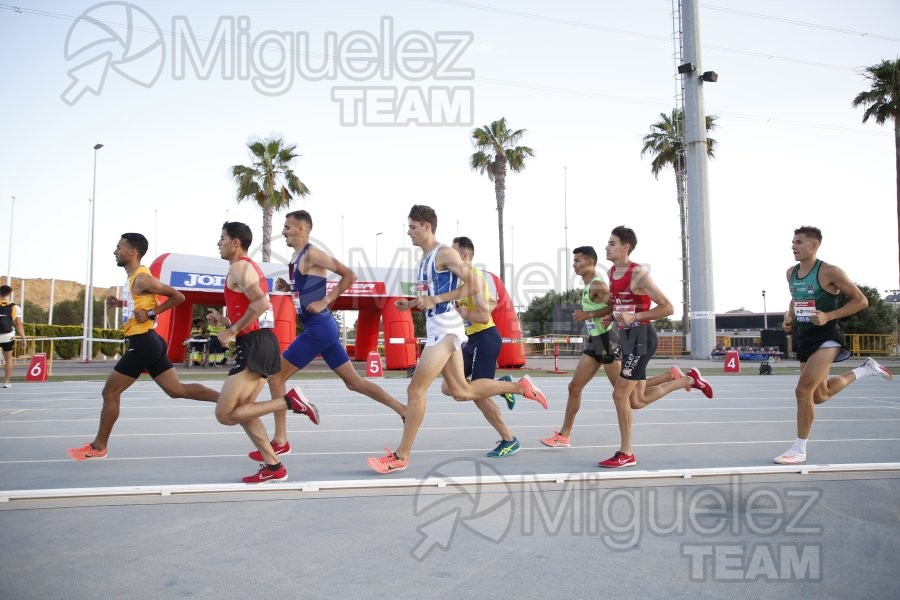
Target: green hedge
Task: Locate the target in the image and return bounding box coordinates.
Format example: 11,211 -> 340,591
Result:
23,323 -> 125,360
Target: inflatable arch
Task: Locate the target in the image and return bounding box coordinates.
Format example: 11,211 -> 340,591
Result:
148,253 -> 525,370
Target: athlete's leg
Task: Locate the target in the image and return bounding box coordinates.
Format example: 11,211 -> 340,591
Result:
395,337 -> 455,460
90,370 -> 138,451
265,357 -> 301,445
557,354 -> 601,438
333,360 -> 406,418
153,368 -> 219,402
216,370 -> 279,465
795,347 -> 840,438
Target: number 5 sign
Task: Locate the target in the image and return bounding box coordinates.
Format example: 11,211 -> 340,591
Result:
25,353 -> 49,382
366,351 -> 384,379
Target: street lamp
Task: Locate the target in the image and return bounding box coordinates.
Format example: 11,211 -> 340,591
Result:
82,143 -> 103,363
762,289 -> 767,330
563,166 -> 568,293
374,231 -> 383,269
6,195 -> 14,287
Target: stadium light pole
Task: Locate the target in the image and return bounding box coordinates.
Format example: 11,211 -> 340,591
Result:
6,195 -> 13,287
762,290 -> 767,330
375,231 -> 383,269
82,143 -> 103,363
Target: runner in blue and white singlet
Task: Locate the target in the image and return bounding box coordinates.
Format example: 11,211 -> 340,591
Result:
418,242 -> 468,348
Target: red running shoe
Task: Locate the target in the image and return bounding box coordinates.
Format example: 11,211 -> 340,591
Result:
242,463 -> 288,483
286,387 -> 320,425
248,440 -> 292,462
686,368 -> 713,399
598,451 -> 636,468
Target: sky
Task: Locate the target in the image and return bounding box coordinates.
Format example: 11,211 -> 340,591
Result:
1,0 -> 898,318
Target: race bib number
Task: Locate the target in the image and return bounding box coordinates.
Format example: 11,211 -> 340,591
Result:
291,292 -> 301,311
586,319 -> 599,335
258,307 -> 275,329
794,300 -> 816,323
613,304 -> 637,330
415,281 -> 428,297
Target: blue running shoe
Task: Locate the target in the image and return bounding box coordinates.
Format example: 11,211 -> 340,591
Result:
497,375 -> 516,410
487,437 -> 521,458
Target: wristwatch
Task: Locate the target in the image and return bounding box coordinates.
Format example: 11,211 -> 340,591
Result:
147,309 -> 157,321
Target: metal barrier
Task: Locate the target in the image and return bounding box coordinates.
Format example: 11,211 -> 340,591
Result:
3,336 -> 126,376
845,334 -> 897,358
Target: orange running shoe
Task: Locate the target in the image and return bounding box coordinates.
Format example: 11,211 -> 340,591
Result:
367,448 -> 409,474
539,430 -> 571,448
517,375 -> 548,409
66,442 -> 107,461
669,366 -> 690,391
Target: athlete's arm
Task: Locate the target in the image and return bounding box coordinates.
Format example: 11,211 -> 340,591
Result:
782,266 -> 794,333
574,279 -> 612,322
416,246 -> 481,309
306,246 -> 357,314
131,273 -> 185,323
815,262 -> 868,325
622,265 -> 674,325
219,261 -> 271,343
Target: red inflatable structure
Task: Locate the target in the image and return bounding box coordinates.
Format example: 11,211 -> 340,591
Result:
148,253 -> 525,370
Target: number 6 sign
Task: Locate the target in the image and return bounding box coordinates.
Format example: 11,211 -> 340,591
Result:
25,353 -> 48,382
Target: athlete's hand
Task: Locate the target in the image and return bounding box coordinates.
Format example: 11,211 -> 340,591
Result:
206,308 -> 228,326
810,310 -> 831,326
600,315 -> 613,327
395,298 -> 414,310
782,313 -> 793,333
274,277 -> 291,292
306,299 -> 327,314
415,296 -> 438,311
572,309 -> 590,322
217,328 -> 236,345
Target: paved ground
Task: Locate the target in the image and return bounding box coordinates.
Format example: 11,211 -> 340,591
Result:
1,362 -> 898,599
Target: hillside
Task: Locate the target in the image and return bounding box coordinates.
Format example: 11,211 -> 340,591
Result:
4,278 -> 116,311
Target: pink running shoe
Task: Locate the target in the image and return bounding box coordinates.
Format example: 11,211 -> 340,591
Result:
517,375 -> 548,409
670,366 -> 690,391
66,442 -> 107,461
367,448 -> 409,474
686,368 -> 713,399
248,440 -> 292,462
242,463 -> 288,483
286,387 -> 320,425
539,430 -> 571,448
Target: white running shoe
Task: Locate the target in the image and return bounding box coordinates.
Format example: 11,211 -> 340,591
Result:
861,358 -> 893,381
774,449 -> 807,465
1,382 -> 10,389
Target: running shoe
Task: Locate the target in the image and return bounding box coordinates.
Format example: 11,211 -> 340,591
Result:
774,449 -> 806,465
861,358 -> 893,381
248,440 -> 292,462
686,368 -> 714,399
539,430 -> 571,448
242,463 -> 288,483
286,387 -> 320,425
497,375 -> 516,410
598,451 -> 636,468
2,382 -> 10,388
670,366 -> 690,391
518,375 -> 548,409
367,448 -> 409,474
487,437 -> 521,458
66,442 -> 108,461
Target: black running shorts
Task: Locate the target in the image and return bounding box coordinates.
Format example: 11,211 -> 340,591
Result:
618,324 -> 658,381
583,330 -> 621,365
229,328 -> 281,378
114,331 -> 174,379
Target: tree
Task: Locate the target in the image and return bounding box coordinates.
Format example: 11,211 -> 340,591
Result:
470,118 -> 534,283
640,109 -> 717,336
518,289 -> 580,336
232,135 -> 310,262
852,59 -> 900,282
22,300 -> 48,325
841,285 -> 896,334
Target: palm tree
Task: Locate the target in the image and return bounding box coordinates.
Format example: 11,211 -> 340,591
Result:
470,118 -> 534,283
641,109 -> 717,335
852,58 -> 900,282
232,136 -> 310,262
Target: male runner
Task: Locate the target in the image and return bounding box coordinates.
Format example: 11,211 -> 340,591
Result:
244,210 -> 406,462
67,233 -> 219,461
367,205 -> 548,474
774,226 -> 893,465
598,226 -> 712,468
